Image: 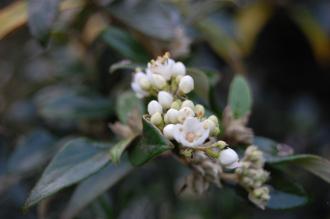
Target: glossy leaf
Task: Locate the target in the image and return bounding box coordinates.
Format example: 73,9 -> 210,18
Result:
267,170 -> 308,209
24,138 -> 111,208
110,137 -> 136,164
115,91 -> 144,124
27,0 -> 60,45
254,136 -> 330,183
101,27 -> 149,62
128,116 -> 173,166
62,161 -> 133,219
228,75 -> 252,118
7,129 -> 56,175
34,86 -> 112,121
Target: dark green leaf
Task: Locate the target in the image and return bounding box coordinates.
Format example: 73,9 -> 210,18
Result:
228,75 -> 252,118
34,86 -> 112,121
62,161 -> 133,219
128,116 -> 173,166
116,91 -> 144,124
254,136 -> 330,183
24,138 -> 111,209
110,137 -> 136,164
101,27 -> 149,62
108,0 -> 178,41
27,0 -> 60,45
267,168 -> 308,209
7,129 -> 56,175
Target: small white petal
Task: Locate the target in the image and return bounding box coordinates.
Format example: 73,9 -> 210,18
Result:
163,124 -> 176,139
158,91 -> 173,109
179,75 -> 194,94
148,100 -> 163,115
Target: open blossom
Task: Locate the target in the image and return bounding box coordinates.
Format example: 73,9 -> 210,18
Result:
147,54 -> 175,80
173,117 -> 210,147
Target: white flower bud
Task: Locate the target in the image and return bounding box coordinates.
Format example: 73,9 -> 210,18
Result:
181,100 -> 194,109
171,99 -> 181,110
178,107 -> 195,123
208,115 -> 219,125
158,91 -> 173,109
172,62 -> 186,76
219,148 -> 239,169
151,74 -> 166,89
194,104 -> 205,117
179,75 -> 194,94
163,124 -> 176,139
165,108 -> 179,123
148,100 -> 162,115
202,119 -> 216,131
150,112 -> 163,126
138,77 -> 151,90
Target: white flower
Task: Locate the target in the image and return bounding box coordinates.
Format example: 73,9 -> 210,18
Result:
179,75 -> 194,94
164,108 -> 179,123
172,62 -> 186,77
219,148 -> 239,169
173,117 -> 210,147
194,104 -> 205,117
163,124 -> 176,139
147,56 -> 175,81
181,100 -> 194,109
178,107 -> 195,123
158,91 -> 173,109
131,72 -> 149,98
148,100 -> 162,115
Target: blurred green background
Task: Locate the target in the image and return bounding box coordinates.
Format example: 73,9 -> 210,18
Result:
0,0 -> 330,218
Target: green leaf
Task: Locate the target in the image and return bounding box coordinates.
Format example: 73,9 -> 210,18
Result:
24,138 -> 111,209
228,75 -> 252,118
254,136 -> 330,184
128,116 -> 173,166
110,137 -> 136,164
101,27 -> 149,63
107,0 -> 177,41
267,169 -> 308,209
116,91 -> 144,124
27,0 -> 60,45
7,129 -> 56,175
62,161 -> 133,219
34,86 -> 112,121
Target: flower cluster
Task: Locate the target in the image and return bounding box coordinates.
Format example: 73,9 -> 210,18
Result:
235,146 -> 270,209
131,53 -> 239,169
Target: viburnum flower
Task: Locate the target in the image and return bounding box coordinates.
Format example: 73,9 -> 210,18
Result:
179,75 -> 194,94
147,100 -> 162,115
147,53 -> 175,80
173,117 -> 210,147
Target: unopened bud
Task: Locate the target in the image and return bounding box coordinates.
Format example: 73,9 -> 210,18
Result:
163,124 -> 176,139
148,100 -> 162,115
194,104 -> 205,118
151,74 -> 166,89
150,112 -> 163,126
219,148 -> 239,169
179,75 -> 194,94
158,91 -> 173,109
172,61 -> 186,76
165,108 -> 180,123
170,99 -> 182,110
181,100 -> 194,109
